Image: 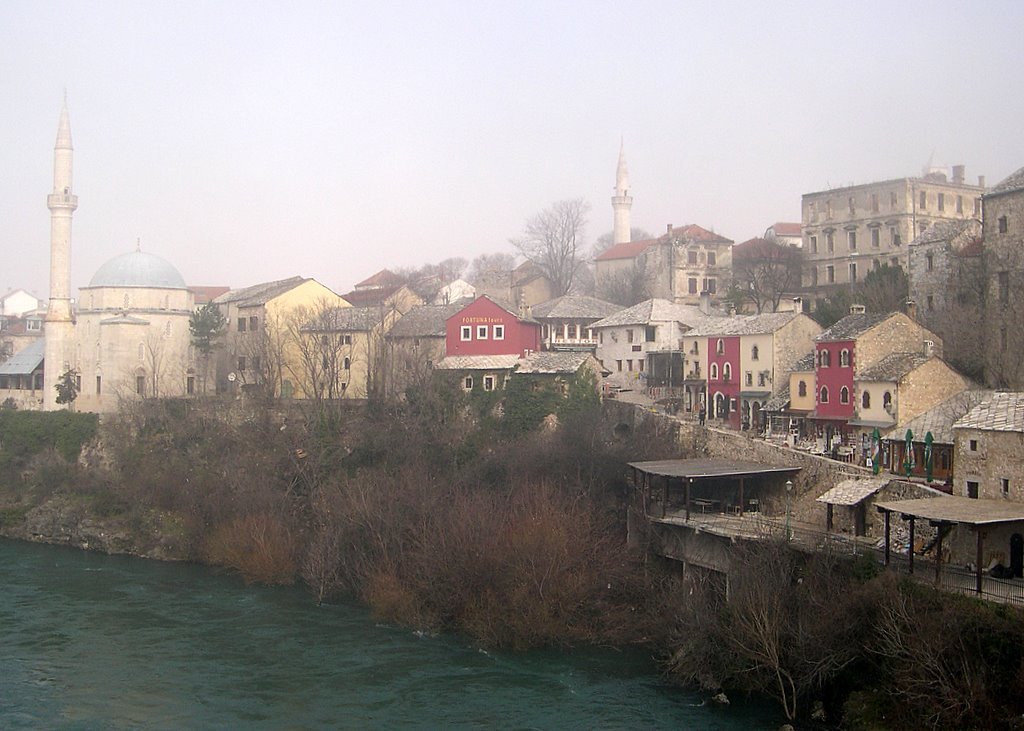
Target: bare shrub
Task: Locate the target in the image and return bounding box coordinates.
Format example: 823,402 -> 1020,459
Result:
203,513 -> 299,585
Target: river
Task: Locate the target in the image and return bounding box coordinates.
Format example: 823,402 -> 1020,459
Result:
0,539 -> 779,729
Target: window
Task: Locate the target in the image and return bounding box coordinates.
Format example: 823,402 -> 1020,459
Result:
826,231 -> 834,252
871,193 -> 879,212
890,227 -> 901,246
627,360 -> 633,372
937,193 -> 945,212
969,439 -> 978,452
999,271 -> 1010,303
974,198 -> 981,216
871,228 -> 880,247
26,319 -> 41,331
956,195 -> 963,214
343,334 -> 352,345
463,376 -> 473,390
616,360 -> 622,372
96,375 -> 101,395
645,326 -> 656,342
827,266 -> 835,283
967,481 -> 979,499
926,253 -> 934,271
627,329 -> 634,344
883,391 -> 892,411
688,278 -> 698,294
186,376 -> 195,395
745,371 -> 753,386
567,324 -> 577,339
483,375 -> 495,391
926,295 -> 934,311
840,349 -> 850,367
249,316 -> 258,330
238,317 -> 247,332
707,252 -> 717,266
848,196 -> 856,215
873,259 -> 881,270
710,362 -> 719,380
840,386 -> 850,404
136,374 -> 145,395
252,356 -> 260,373
890,191 -> 898,208
716,338 -> 724,355
687,250 -> 698,265
849,263 -> 858,282
809,235 -> 818,253
757,372 -> 767,387
703,278 -> 717,294
826,200 -> 833,219
811,268 -> 818,286
848,230 -> 857,250
493,325 -> 504,340
638,359 -> 645,371
477,325 -> 488,339
751,345 -> 759,361
723,363 -> 732,381
460,325 -> 471,341
344,357 -> 351,370
820,386 -> 829,403
999,216 -> 1009,234
237,356 -> 246,371
1003,478 -> 1010,497
798,380 -> 807,397
919,191 -> 927,209
819,349 -> 831,368
862,390 -> 870,409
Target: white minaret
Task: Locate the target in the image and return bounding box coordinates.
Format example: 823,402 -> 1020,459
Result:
611,140 -> 632,245
43,97 -> 78,410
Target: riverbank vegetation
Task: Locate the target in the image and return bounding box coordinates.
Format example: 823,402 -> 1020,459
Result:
2,391 -> 1024,727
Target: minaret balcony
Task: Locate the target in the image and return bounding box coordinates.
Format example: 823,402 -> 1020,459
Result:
47,192 -> 78,210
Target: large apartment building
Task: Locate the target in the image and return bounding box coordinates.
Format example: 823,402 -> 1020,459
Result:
801,167 -> 985,292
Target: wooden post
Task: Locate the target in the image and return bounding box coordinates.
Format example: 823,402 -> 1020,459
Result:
738,477 -> 745,516
907,515 -> 915,574
662,475 -> 668,518
685,477 -> 692,522
826,503 -> 834,532
976,528 -> 984,596
933,522 -> 943,587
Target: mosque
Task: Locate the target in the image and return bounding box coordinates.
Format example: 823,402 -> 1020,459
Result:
1,101 -> 197,412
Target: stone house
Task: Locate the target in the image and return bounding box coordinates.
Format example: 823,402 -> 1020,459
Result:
473,262 -> 557,313
907,218 -> 983,317
385,299 -> 473,397
982,166 -> 1024,388
953,392 -> 1024,502
764,221 -> 802,248
801,168 -> 985,296
214,276 -> 350,398
529,295 -> 621,352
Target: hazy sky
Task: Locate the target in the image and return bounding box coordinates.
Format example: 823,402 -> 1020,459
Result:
3,1 -> 1023,301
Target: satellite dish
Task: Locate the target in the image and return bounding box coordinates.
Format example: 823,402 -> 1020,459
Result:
227,372 -> 237,382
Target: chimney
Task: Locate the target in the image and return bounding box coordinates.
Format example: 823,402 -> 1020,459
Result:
849,304 -> 866,315
923,339 -> 934,357
792,296 -> 804,313
979,175 -> 986,188
699,290 -> 711,315
952,165 -> 965,185
905,299 -> 917,321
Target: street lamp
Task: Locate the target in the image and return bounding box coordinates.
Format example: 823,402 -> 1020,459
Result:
785,480 -> 794,541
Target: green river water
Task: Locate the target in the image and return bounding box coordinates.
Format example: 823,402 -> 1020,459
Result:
0,538 -> 779,729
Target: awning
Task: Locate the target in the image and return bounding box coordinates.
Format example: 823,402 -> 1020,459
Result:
816,477 -> 890,506
628,458 -> 801,479
0,338 -> 45,375
875,496 -> 1024,526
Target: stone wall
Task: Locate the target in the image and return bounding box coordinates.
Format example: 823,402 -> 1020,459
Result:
953,427 -> 1024,501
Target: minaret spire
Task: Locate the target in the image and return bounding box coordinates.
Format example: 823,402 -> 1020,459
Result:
611,139 -> 633,245
44,96 -> 79,409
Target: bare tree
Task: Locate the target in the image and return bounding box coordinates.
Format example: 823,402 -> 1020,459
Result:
596,260 -> 651,306
511,198 -> 590,296
732,238 -> 804,313
466,252 -> 516,284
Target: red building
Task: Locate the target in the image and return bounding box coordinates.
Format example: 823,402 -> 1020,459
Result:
707,335 -> 742,429
445,295 -> 541,358
813,339 -> 856,422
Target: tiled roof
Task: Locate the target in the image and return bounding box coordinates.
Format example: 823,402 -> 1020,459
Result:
762,383 -> 791,412
987,166 -> 1024,197
908,218 -> 981,246
530,295 -> 621,320
340,284 -> 404,306
435,355 -> 519,370
355,269 -> 404,289
673,224 -> 732,245
387,300 -> 472,338
449,295 -> 533,323
189,285 -> 230,304
686,311 -> 799,337
883,389 -> 993,444
516,351 -> 593,374
816,312 -> 892,342
215,276 -> 309,307
858,352 -> 931,382
770,222 -> 802,237
594,238 -> 658,262
817,478 -> 890,506
791,351 -> 816,371
954,392 -> 1024,432
0,337 -> 44,375
590,298 -> 711,329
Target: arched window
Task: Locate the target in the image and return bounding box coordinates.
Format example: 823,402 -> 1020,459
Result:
138,343 -> 145,361
819,349 -> 831,368
710,362 -> 719,380
798,380 -> 807,398
883,391 -> 892,410
716,338 -> 724,355
723,363 -> 732,381
751,345 -> 759,361
840,386 -> 850,403
820,386 -> 829,403
840,349 -> 850,367
862,390 -> 871,409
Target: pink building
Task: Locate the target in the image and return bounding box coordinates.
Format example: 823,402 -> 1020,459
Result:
445,295 -> 541,358
707,335 -> 742,429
